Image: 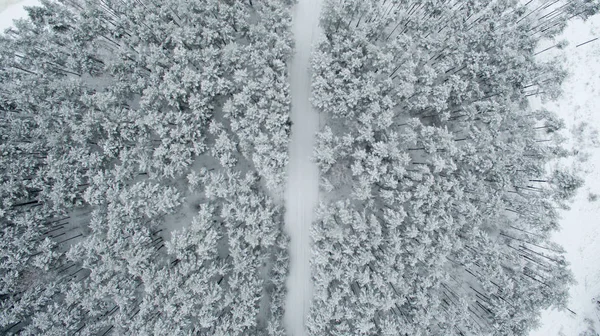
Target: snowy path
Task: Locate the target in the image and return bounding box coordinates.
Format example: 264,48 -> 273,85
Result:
283,0 -> 322,335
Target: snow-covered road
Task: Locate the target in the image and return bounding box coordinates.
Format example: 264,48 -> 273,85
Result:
283,0 -> 322,335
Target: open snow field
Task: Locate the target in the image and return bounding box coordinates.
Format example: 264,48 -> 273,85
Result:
283,0 -> 322,335
530,14 -> 600,336
0,0 -> 24,13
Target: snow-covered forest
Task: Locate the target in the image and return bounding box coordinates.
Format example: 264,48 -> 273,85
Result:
0,0 -> 295,334
308,0 -> 598,335
1,0 -> 599,335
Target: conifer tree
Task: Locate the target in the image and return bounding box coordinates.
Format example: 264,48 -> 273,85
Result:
0,0 -> 293,333
310,0 -> 592,334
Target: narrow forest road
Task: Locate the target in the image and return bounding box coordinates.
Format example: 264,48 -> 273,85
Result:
283,0 -> 322,335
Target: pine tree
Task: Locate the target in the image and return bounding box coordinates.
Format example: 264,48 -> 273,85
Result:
0,0 -> 293,333
310,0 -> 591,334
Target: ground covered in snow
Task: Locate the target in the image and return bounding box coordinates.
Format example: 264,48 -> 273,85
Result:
2,1 -> 600,335
530,14 -> 600,336
283,0 -> 322,335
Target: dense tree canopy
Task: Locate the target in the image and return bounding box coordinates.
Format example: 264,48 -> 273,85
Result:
0,0 -> 293,334
309,0 -> 593,335
1,0 -> 597,335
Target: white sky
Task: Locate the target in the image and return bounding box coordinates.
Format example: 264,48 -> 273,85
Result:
0,0 -> 39,31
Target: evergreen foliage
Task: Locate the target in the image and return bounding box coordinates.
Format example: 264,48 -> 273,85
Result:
1,0 -> 597,334
309,0 -> 595,335
0,0 -> 293,334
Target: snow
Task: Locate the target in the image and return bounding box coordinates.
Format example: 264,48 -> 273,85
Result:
529,13 -> 600,336
283,0 -> 323,335
0,0 -> 38,31
7,0 -> 600,334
